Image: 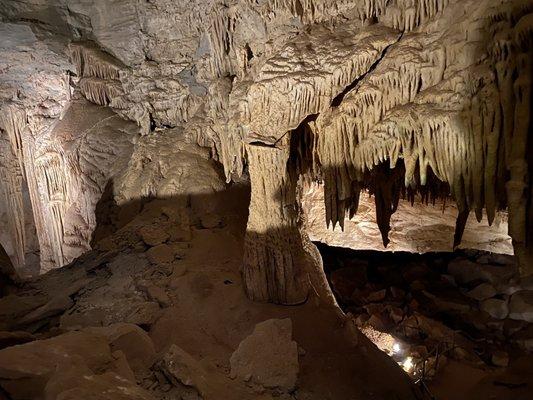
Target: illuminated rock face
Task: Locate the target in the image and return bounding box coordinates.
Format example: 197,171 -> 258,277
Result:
0,1 -> 532,295
302,182 -> 513,255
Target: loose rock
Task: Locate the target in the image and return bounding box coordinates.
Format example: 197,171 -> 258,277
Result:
230,318 -> 298,392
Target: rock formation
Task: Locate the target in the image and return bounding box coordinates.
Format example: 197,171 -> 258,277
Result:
1,1 -> 533,398
1,0 -> 531,300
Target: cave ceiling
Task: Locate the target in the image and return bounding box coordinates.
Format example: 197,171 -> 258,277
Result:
0,0 -> 532,275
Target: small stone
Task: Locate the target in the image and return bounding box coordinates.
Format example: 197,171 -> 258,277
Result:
509,290 -> 533,322
199,214 -> 221,229
480,298 -> 508,320
146,244 -> 175,264
390,287 -> 406,300
466,283 -> 497,301
491,350 -> 509,367
138,225 -> 170,247
366,289 -> 387,303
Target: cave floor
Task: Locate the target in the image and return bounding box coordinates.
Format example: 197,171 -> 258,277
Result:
0,183 -> 420,400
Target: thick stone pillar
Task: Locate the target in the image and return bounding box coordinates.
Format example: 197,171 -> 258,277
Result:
507,52 -> 533,276
242,138 -> 309,304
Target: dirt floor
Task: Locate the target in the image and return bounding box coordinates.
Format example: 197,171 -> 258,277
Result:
0,181 -> 425,400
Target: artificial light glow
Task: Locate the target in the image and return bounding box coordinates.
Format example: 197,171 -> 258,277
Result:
402,357 -> 414,372
392,342 -> 401,354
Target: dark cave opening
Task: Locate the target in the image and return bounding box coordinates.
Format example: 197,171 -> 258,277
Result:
315,240 -> 529,392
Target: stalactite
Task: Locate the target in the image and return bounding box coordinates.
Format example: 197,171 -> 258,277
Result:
297,3 -> 533,273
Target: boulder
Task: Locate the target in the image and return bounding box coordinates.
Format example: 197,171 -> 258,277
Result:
162,345 -> 209,391
491,350 -> 509,367
366,289 -> 387,303
466,283 -> 497,301
402,262 -> 430,282
139,283 -> 171,307
199,213 -> 222,229
480,298 -> 509,319
352,287 -> 386,304
230,318 -> 298,392
168,226 -> 192,242
422,290 -> 472,314
511,325 -> 533,352
0,294 -> 49,330
161,345 -> 248,400
47,370 -> 155,400
16,295 -> 73,327
447,258 -> 515,285
509,290 -> 533,322
476,253 -> 515,266
367,313 -> 392,331
85,323 -> 156,374
519,275 -> 533,291
400,313 -> 481,364
390,287 -> 406,300
0,331 -> 35,349
0,331 -> 112,399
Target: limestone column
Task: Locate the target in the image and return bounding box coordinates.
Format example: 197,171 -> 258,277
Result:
507,52 -> 533,276
242,136 -> 309,304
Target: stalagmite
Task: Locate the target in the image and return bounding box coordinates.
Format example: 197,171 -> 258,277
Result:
243,136 -> 309,304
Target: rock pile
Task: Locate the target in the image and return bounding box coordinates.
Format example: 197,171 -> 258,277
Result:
321,244 -> 533,375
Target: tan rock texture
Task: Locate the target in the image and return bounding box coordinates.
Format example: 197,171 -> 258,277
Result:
230,318 -> 299,392
303,182 -> 513,254
0,0 -> 531,278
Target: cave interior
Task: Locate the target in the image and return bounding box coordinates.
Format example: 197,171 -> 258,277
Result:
0,1 -> 533,400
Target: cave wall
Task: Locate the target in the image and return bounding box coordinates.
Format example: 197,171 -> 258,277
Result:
302,182 -> 513,254
0,1 -> 531,294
